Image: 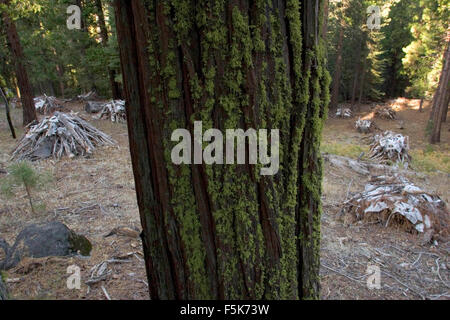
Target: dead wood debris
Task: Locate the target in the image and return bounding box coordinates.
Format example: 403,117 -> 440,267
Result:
34,95 -> 64,115
355,118 -> 377,133
75,91 -> 99,102
336,107 -> 353,118
98,100 -> 126,123
368,131 -> 411,166
85,253 -> 137,286
374,105 -> 396,119
104,226 -> 140,239
11,112 -> 116,161
342,174 -> 449,239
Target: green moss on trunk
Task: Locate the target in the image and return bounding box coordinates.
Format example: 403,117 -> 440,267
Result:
115,0 -> 330,300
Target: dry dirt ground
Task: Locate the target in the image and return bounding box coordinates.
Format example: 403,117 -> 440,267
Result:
0,98 -> 448,300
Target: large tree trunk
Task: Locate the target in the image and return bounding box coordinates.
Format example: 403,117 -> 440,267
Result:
430,40 -> 450,144
95,0 -> 122,99
1,1 -> 37,126
441,89 -> 449,123
114,0 -> 330,300
330,25 -> 344,112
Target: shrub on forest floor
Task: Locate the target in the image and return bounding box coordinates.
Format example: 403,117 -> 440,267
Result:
0,161 -> 52,214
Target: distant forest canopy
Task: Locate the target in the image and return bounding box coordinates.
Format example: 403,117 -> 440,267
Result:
0,0 -> 121,99
327,0 -> 449,105
0,0 -> 448,103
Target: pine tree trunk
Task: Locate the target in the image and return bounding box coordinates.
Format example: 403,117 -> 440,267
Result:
350,42 -> 361,109
441,90 -> 449,122
430,40 -> 450,144
56,64 -> 65,98
330,26 -> 344,112
95,0 -> 122,99
114,0 -> 330,300
1,1 -> 37,126
358,57 -> 366,106
76,0 -> 96,92
321,0 -> 329,40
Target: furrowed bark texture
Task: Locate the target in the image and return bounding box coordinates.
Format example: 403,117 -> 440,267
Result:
430,40 -> 449,144
1,1 -> 37,126
114,0 -> 330,300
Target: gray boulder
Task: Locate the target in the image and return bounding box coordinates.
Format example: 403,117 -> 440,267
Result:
84,101 -> 104,113
0,221 -> 92,270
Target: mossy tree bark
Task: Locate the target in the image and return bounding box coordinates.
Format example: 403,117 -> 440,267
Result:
114,0 -> 330,299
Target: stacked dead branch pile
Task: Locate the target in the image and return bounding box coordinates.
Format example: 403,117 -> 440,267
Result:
98,100 -> 126,123
336,107 -> 352,118
368,131 -> 410,166
343,175 -> 449,239
355,118 -> 377,133
75,91 -> 99,101
374,105 -> 396,119
34,95 -> 63,115
11,112 -> 115,161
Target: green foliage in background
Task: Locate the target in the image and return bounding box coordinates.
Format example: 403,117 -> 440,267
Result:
326,0 -> 449,103
0,0 -> 121,98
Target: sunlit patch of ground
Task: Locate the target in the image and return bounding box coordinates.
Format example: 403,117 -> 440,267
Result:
324,98 -> 450,173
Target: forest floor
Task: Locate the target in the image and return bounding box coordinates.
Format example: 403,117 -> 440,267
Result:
0,98 -> 448,300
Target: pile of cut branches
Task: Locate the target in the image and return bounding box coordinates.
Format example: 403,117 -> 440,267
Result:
11,112 -> 115,161
336,107 -> 352,118
368,131 -> 410,166
75,91 -> 99,102
342,175 -> 449,239
98,100 -> 126,123
34,95 -> 64,115
374,105 -> 396,119
355,118 -> 377,133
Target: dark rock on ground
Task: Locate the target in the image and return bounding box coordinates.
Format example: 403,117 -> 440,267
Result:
84,101 -> 104,113
0,221 -> 92,270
